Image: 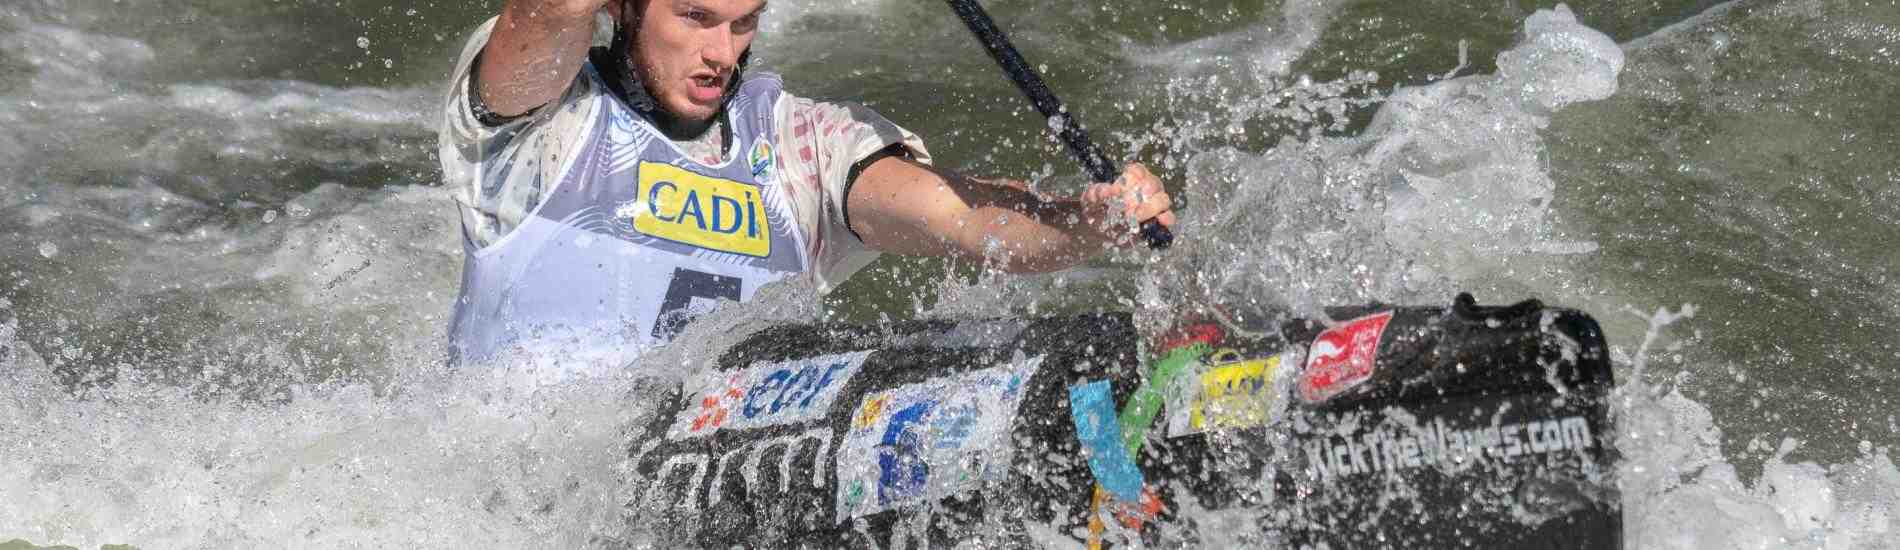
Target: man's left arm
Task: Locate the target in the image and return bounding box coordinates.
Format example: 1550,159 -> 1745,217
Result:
845,155 -> 1175,273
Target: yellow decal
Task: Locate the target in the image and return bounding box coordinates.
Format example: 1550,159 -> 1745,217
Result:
1188,354 -> 1280,431
633,162 -> 771,257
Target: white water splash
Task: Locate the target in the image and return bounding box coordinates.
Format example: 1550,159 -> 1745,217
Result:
1147,6 -> 1619,320
0,276 -> 834,548
0,342 -> 634,547
1615,304 -> 1899,549
1367,5 -> 1616,262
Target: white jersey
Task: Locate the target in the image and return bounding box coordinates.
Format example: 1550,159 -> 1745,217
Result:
437,17 -> 931,365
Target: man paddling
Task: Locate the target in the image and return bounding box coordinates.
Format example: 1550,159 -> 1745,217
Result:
439,0 -> 1177,364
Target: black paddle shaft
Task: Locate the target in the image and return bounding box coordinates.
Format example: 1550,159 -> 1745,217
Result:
945,0 -> 1174,249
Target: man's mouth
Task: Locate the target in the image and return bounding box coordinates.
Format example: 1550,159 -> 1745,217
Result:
687,73 -> 725,103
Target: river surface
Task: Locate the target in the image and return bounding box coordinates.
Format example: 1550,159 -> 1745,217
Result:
2,0 -> 1896,547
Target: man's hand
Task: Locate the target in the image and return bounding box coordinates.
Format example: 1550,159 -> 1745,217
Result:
1079,162 -> 1177,247
477,0 -> 615,119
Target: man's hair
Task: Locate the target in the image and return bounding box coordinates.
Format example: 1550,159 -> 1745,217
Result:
605,0 -> 753,118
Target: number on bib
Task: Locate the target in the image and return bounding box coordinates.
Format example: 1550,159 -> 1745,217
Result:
654,268 -> 743,340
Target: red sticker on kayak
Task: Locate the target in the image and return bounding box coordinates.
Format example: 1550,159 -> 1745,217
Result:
1298,311 -> 1394,403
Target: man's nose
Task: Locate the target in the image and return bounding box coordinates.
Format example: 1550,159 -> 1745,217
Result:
702,26 -> 740,69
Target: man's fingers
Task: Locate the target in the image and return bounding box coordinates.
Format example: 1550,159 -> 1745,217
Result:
1121,184 -> 1172,223
1084,163 -> 1176,244
1127,195 -> 1171,225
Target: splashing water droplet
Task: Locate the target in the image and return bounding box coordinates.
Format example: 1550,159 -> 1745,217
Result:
37,242 -> 57,258
356,36 -> 371,50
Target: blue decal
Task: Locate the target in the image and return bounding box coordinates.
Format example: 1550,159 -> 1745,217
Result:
877,401 -> 936,504
1070,380 -> 1144,501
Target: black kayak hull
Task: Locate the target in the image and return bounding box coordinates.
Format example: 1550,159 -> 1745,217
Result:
624,294 -> 1620,548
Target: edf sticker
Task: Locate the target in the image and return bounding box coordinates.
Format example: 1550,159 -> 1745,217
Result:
834,355 -> 1044,520
1298,312 -> 1393,403
667,350 -> 873,439
632,161 -> 772,257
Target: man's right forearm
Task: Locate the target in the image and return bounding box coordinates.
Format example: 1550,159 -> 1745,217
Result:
476,0 -> 606,118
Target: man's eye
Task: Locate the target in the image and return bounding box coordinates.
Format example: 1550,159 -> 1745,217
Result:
683,9 -> 709,23
734,14 -> 759,32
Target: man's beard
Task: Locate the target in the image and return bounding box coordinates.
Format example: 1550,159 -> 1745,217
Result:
606,24 -> 750,139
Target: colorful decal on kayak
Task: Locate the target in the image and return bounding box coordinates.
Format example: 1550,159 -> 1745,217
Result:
1298,311 -> 1394,403
667,350 -> 873,439
833,355 -> 1044,520
1070,380 -> 1145,501
1164,353 -> 1285,438
1084,326 -> 1217,549
748,138 -> 775,182
628,161 -> 772,257
1115,329 -> 1214,452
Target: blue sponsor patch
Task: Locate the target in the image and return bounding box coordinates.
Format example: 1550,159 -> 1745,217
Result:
835,356 -> 1045,519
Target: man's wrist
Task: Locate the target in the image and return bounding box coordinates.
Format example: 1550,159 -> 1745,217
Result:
1095,215 -> 1151,249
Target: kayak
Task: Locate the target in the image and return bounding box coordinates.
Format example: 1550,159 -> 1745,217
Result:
625,294 -> 1620,548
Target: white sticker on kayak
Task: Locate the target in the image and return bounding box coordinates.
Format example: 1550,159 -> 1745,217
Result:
833,354 -> 1044,520
1298,311 -> 1394,403
667,350 -> 874,440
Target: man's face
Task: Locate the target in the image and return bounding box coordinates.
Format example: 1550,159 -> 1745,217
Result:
621,0 -> 766,122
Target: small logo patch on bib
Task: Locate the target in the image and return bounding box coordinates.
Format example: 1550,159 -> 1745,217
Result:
748,139 -> 775,182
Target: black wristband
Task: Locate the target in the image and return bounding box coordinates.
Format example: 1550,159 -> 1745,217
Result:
467,50 -> 530,127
